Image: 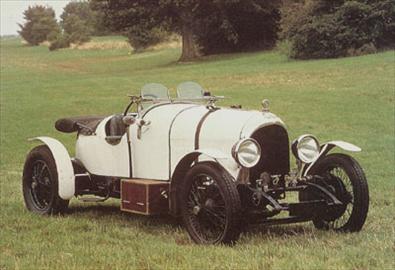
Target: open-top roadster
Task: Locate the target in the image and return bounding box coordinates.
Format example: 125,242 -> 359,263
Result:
23,82 -> 369,244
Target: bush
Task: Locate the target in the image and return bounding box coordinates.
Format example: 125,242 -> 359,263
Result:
126,27 -> 169,52
281,0 -> 395,59
49,33 -> 70,51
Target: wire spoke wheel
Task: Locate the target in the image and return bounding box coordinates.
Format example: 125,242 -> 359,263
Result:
23,145 -> 69,214
307,153 -> 369,232
186,174 -> 227,242
181,162 -> 241,244
322,166 -> 354,229
29,160 -> 53,210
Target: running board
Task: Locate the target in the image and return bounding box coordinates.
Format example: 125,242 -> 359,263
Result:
77,195 -> 109,203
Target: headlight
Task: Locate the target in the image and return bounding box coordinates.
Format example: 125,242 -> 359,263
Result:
291,134 -> 320,163
232,138 -> 261,168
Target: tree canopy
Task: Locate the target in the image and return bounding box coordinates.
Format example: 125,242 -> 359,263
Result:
92,0 -> 281,61
281,0 -> 395,59
61,1 -> 96,44
18,5 -> 59,46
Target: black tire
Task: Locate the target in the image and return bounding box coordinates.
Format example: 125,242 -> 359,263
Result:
23,145 -> 69,214
305,153 -> 369,232
180,162 -> 242,244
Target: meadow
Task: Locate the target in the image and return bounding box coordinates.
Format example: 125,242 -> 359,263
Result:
0,37 -> 394,269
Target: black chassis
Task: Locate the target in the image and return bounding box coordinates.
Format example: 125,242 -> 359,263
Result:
237,173 -> 345,226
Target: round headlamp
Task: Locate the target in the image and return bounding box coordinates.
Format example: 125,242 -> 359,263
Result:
292,134 -> 320,163
232,138 -> 261,168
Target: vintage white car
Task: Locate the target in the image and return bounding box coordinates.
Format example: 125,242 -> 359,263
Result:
23,82 -> 369,244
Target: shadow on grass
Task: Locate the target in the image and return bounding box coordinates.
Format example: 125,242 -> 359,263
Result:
65,203 -> 314,243
155,49 -> 283,70
247,223 -> 314,237
67,203 -> 180,228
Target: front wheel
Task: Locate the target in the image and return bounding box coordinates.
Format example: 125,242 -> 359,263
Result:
180,162 -> 242,244
308,153 -> 369,232
23,145 -> 69,214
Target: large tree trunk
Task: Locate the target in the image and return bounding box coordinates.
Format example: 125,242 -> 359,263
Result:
179,24 -> 199,62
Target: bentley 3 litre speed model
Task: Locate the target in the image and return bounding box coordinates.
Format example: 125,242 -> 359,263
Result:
23,82 -> 369,244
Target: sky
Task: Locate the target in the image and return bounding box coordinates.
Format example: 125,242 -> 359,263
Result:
1,0 -> 71,36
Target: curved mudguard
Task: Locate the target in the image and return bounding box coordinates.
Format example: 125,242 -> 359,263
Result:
169,148 -> 230,216
304,140 -> 361,176
189,148 -> 228,160
29,137 -> 75,200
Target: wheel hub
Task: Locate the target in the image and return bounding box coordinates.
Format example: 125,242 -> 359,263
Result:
204,198 -> 215,209
192,205 -> 201,215
322,176 -> 348,221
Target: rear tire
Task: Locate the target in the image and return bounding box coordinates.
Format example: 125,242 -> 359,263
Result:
306,153 -> 369,232
23,145 -> 69,214
180,162 -> 242,244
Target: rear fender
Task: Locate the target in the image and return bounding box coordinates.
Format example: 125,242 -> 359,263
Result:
303,140 -> 361,176
29,136 -> 75,200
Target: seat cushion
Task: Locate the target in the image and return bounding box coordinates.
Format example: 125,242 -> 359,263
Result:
55,116 -> 106,134
105,114 -> 126,137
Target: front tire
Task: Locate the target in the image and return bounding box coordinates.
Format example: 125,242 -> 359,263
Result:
308,153 -> 369,232
23,145 -> 69,214
180,162 -> 242,244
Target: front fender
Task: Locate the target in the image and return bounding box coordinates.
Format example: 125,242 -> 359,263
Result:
169,148 -> 232,216
303,140 -> 361,176
29,136 -> 75,200
188,148 -> 229,160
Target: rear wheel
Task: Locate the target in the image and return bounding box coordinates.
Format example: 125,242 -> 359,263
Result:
180,162 -> 242,244
23,145 -> 69,214
305,153 -> 369,232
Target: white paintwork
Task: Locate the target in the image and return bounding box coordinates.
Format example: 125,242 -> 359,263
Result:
72,104 -> 289,182
325,140 -> 361,152
303,140 -> 361,176
29,136 -> 75,200
131,103 -> 197,180
240,111 -> 286,138
75,115 -> 130,177
170,107 -> 288,179
198,109 -> 257,178
170,106 -> 209,175
193,149 -> 228,159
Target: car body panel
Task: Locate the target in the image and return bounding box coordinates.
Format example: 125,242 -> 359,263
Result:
198,109 -> 257,178
303,140 -> 362,176
73,103 -> 290,182
240,111 -> 286,138
75,116 -> 130,177
169,105 -> 210,176
131,103 -> 197,180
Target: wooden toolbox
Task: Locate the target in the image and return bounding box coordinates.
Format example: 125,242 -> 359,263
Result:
120,179 -> 169,215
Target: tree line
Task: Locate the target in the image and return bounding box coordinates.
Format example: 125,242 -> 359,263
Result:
18,2 -> 109,51
19,0 -> 394,61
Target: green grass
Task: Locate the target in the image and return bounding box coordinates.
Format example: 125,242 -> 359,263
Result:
1,37 -> 394,270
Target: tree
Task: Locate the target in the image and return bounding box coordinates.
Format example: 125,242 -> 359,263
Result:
60,1 -> 95,44
92,0 -> 281,61
92,0 -> 200,61
194,1 -> 281,55
281,0 -> 395,59
18,5 -> 59,46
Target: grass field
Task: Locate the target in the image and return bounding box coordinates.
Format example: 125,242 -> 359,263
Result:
0,37 -> 394,270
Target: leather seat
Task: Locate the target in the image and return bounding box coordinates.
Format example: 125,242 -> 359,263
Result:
105,114 -> 127,144
55,116 -> 106,134
105,115 -> 126,137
